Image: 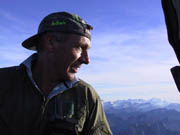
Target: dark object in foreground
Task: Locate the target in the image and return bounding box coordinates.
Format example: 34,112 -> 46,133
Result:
44,118 -> 78,135
171,66 -> 180,92
162,0 -> 180,92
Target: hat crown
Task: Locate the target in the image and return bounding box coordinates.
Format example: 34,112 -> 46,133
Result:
38,11 -> 92,34
22,11 -> 93,50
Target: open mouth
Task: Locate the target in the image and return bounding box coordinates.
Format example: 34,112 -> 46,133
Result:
70,65 -> 81,73
71,67 -> 78,73
70,63 -> 81,73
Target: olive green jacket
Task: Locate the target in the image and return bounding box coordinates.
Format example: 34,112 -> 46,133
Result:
0,65 -> 112,135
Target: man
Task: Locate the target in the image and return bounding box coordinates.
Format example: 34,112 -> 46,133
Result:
0,12 -> 112,135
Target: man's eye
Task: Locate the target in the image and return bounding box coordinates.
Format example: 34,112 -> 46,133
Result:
75,46 -> 82,52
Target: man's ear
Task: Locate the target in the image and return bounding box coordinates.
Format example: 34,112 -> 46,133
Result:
45,33 -> 55,53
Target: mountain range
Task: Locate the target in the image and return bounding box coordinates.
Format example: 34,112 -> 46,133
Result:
104,98 -> 180,135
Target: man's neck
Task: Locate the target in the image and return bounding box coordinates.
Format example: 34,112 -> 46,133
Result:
32,59 -> 60,96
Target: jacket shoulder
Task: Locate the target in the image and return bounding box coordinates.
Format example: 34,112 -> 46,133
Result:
0,66 -> 20,89
77,79 -> 93,88
0,66 -> 18,72
76,79 -> 100,101
0,66 -> 19,78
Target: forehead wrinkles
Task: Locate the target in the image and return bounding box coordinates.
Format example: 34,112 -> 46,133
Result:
66,34 -> 91,48
79,36 -> 91,49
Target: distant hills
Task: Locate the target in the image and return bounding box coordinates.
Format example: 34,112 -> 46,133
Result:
104,98 -> 180,135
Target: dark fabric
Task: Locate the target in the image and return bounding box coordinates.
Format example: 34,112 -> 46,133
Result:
171,66 -> 180,92
162,0 -> 180,63
162,0 -> 180,92
0,66 -> 112,135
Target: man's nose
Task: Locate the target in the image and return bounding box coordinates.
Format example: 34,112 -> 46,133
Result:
80,50 -> 90,64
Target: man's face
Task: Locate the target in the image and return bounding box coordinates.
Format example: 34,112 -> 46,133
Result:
52,34 -> 91,81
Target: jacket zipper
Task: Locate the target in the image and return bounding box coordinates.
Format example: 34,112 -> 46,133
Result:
41,90 -> 65,116
40,81 -> 75,115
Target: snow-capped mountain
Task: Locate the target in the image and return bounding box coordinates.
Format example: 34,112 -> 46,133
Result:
103,98 -> 180,112
104,98 -> 180,135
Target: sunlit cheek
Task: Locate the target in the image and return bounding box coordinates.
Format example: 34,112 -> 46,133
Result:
70,52 -> 80,63
76,50 -> 82,58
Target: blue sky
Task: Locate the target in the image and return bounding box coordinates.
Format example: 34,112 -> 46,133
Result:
1,0 -> 180,103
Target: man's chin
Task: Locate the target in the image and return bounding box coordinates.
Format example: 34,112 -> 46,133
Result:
66,73 -> 76,81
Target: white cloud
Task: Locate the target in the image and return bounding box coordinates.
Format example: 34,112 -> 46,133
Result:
0,9 -> 20,22
0,10 -> 36,67
78,26 -> 180,103
0,45 -> 33,67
